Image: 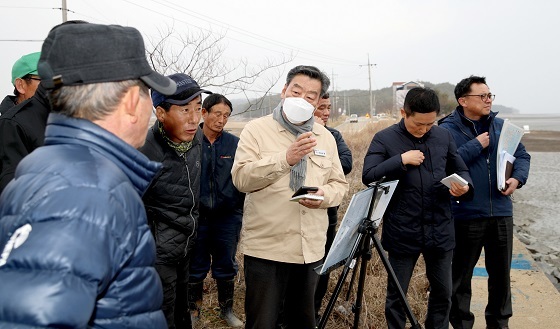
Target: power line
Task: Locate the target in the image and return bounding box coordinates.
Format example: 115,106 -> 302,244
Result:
0,40 -> 43,42
122,0 -> 361,66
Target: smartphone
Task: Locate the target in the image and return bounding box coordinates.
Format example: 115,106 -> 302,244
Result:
292,186 -> 319,198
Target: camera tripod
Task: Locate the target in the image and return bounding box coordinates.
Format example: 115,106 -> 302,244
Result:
318,182 -> 422,329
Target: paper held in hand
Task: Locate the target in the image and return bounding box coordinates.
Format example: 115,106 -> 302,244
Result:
290,186 -> 324,202
498,150 -> 515,191
290,194 -> 325,202
496,120 -> 524,191
440,173 -> 468,189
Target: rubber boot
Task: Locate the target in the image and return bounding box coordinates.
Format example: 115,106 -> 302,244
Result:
188,281 -> 204,326
217,279 -> 244,327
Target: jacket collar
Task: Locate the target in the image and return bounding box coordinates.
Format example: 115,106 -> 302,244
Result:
397,117 -> 432,142
45,113 -> 161,195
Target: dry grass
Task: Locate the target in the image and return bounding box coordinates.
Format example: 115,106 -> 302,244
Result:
196,119 -> 429,328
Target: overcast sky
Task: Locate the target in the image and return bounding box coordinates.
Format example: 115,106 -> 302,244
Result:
1,0 -> 558,114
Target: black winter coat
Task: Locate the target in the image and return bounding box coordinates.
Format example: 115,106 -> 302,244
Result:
0,84 -> 50,193
0,95 -> 17,114
362,120 -> 472,254
139,123 -> 201,264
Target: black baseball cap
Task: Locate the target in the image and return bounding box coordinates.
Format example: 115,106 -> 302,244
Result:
37,23 -> 176,95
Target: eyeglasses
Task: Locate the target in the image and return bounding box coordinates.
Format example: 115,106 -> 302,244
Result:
463,93 -> 495,101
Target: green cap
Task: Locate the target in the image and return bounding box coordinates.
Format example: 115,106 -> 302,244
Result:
11,52 -> 41,85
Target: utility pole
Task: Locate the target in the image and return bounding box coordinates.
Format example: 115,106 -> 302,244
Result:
360,54 -> 376,116
62,0 -> 68,22
331,69 -> 338,117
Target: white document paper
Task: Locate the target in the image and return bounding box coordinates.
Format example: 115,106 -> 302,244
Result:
289,194 -> 324,202
497,150 -> 516,191
496,120 -> 524,191
440,173 -> 468,189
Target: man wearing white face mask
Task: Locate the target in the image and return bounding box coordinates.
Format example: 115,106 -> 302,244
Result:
232,65 -> 348,328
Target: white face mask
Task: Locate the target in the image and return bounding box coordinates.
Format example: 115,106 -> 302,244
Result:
282,97 -> 316,124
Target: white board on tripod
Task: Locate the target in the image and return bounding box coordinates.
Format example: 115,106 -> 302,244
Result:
318,180 -> 398,275
369,180 -> 398,227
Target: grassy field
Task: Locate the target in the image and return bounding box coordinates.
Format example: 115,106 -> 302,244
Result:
196,119 -> 429,328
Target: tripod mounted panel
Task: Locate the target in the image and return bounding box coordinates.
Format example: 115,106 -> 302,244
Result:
317,180 -> 398,275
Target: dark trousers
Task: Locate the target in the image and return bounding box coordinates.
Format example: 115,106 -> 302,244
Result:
189,212 -> 242,281
244,255 -> 320,329
386,250 -> 453,329
314,207 -> 338,317
450,217 -> 513,329
156,258 -> 192,329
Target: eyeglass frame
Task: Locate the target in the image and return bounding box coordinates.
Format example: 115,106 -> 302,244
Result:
462,93 -> 495,101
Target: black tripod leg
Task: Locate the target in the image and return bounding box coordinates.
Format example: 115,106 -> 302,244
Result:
318,231 -> 365,329
352,236 -> 372,328
345,256 -> 360,301
371,234 -> 422,329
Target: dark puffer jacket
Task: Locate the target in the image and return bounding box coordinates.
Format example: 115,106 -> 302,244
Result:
362,120 -> 472,254
0,113 -> 166,328
438,107 -> 530,220
140,122 -> 201,264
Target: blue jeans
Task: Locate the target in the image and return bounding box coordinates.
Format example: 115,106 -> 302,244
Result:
386,249 -> 453,329
189,211 -> 242,282
450,217 -> 513,329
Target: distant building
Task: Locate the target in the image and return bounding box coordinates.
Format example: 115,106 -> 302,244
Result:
392,81 -> 425,117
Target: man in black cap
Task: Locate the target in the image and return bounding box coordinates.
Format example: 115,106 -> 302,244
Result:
0,23 -> 176,328
140,72 -> 211,329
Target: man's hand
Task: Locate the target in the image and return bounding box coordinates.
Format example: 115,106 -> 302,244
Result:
314,116 -> 325,125
476,132 -> 490,149
449,181 -> 469,197
298,188 -> 324,209
401,150 -> 425,166
286,132 -> 317,166
501,177 -> 519,196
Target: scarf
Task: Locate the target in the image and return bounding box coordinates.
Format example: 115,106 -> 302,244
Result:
158,120 -> 193,156
272,103 -> 314,191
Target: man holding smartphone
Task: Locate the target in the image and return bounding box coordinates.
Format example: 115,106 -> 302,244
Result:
232,65 -> 348,328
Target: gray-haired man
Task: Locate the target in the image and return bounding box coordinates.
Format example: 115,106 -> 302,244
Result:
0,23 -> 176,328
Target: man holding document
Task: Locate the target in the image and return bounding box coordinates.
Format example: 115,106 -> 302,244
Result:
363,87 -> 472,329
439,76 -> 531,329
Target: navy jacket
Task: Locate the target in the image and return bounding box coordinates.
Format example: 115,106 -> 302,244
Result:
326,126 -> 353,175
325,125 -> 352,222
200,124 -> 244,216
0,113 -> 166,328
438,107 -> 530,220
362,120 -> 472,254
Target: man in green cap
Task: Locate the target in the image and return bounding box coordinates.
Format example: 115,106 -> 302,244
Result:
0,52 -> 41,115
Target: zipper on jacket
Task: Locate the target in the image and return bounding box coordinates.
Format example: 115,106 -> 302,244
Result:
182,153 -> 197,258
209,144 -> 215,210
487,157 -> 493,216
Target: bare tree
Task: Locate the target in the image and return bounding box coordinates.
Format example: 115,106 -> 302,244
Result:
146,25 -> 294,116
